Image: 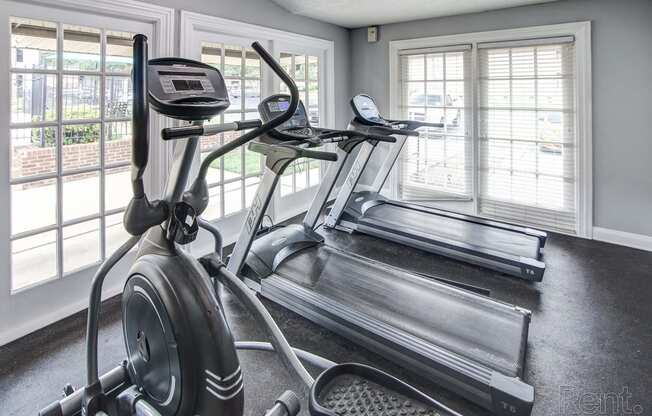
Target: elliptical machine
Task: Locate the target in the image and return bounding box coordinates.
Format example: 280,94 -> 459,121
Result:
39,35 -> 462,416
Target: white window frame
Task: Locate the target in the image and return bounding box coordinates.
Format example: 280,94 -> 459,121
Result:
180,11 -> 335,247
389,22 -> 592,238
0,0 -> 174,346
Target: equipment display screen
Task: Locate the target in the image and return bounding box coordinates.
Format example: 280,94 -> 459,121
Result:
267,100 -> 290,112
267,100 -> 308,130
172,79 -> 205,91
352,95 -> 383,123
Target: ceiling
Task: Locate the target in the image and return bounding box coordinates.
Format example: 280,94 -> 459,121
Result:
272,0 -> 560,28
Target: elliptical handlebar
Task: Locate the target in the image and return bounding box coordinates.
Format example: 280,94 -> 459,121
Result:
131,34 -> 149,199
186,41 -> 302,215
161,119 -> 263,140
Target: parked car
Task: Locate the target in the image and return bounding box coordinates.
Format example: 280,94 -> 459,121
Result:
407,94 -> 460,126
538,112 -> 563,153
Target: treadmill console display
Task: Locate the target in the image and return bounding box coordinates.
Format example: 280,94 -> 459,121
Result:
258,95 -> 314,139
266,99 -> 308,130
351,94 -> 385,125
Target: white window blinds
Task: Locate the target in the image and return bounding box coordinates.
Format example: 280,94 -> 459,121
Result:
398,45 -> 472,201
478,38 -> 577,232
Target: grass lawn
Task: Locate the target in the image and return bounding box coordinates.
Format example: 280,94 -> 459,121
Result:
210,150 -> 261,174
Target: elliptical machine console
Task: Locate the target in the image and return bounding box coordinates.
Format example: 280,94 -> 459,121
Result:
40,35 -> 463,416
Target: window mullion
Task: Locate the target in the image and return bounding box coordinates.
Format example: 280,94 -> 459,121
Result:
219,45 -> 226,219
99,28 -> 107,260
533,47 -> 540,207
240,49 -> 246,210
55,22 -> 64,280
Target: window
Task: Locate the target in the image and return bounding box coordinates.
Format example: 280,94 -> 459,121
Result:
200,42 -> 263,220
279,52 -> 322,197
391,24 -> 591,235
478,40 -> 576,232
398,46 -> 472,200
9,18 -> 133,291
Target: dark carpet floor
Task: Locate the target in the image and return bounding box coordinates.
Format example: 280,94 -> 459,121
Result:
1,227 -> 651,416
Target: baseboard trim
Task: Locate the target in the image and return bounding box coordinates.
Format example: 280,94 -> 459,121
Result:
0,284 -> 123,347
593,227 -> 652,252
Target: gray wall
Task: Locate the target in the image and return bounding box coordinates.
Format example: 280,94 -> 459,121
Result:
349,0 -> 652,237
149,0 -> 352,129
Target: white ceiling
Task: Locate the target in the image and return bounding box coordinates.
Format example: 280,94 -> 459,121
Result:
272,0 -> 560,28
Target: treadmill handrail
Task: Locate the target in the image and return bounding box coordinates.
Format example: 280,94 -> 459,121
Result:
386,119 -> 444,130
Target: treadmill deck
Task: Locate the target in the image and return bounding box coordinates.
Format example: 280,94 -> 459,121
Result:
268,244 -> 530,378
364,203 -> 541,260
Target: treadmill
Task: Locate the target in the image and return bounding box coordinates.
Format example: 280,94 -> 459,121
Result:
227,94 -> 535,416
324,94 -> 548,281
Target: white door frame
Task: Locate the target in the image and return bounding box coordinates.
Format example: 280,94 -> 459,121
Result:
0,0 -> 174,346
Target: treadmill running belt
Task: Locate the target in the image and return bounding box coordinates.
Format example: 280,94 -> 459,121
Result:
363,203 -> 541,260
273,244 -> 529,377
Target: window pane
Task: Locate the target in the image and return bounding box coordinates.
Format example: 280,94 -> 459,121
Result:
404,81 -> 425,107
280,53 -> 293,77
11,127 -> 57,180
105,166 -> 131,211
105,121 -> 132,164
308,81 -> 319,119
244,79 -> 260,110
226,79 -> 242,109
309,160 -> 320,186
63,171 -> 100,221
202,42 -> 222,69
512,79 -> 535,108
445,52 -> 465,80
63,75 -> 100,120
224,45 -> 242,77
403,55 -> 424,81
105,212 -> 129,255
63,219 -> 100,273
106,31 -> 133,73
294,55 -> 306,79
223,148 -> 242,180
11,18 -> 57,70
425,54 -> 443,80
11,182 -> 56,235
446,81 -> 465,108
244,111 -> 260,123
296,80 -> 305,100
224,181 -> 242,215
201,136 -> 223,185
245,177 -> 259,208
105,76 -> 132,119
308,56 -> 319,80
280,168 -> 293,197
511,48 -> 535,78
63,25 -> 100,71
245,146 -> 261,176
425,82 -> 444,107
62,124 -> 100,171
295,160 -> 307,191
11,73 -> 57,123
203,185 -> 222,221
245,49 -> 260,78
12,231 -> 57,291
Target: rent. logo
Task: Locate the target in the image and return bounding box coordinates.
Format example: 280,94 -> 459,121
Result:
560,386 -> 643,415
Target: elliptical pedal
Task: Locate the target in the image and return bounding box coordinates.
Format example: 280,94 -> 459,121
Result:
310,364 -> 461,416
